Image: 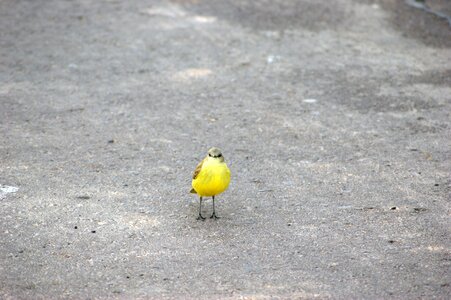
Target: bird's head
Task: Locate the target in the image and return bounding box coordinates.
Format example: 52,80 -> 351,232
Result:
208,147 -> 224,162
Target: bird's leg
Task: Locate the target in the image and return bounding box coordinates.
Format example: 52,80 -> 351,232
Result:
210,196 -> 219,219
197,197 -> 205,221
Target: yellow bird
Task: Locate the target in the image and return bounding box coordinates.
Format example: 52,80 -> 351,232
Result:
190,147 -> 231,220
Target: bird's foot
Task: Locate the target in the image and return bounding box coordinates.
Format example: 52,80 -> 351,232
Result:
210,213 -> 220,219
197,214 -> 206,221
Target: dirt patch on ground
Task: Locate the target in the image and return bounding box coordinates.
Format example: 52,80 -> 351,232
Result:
364,0 -> 451,48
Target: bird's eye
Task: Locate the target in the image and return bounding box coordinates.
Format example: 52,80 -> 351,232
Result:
218,154 -> 222,157
208,154 -> 212,157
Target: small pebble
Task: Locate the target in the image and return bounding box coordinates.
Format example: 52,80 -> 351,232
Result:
413,207 -> 427,213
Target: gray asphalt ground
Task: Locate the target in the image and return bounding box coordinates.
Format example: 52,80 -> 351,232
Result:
1,0 -> 450,299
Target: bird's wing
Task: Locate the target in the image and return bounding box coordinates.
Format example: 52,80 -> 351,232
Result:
192,157 -> 206,179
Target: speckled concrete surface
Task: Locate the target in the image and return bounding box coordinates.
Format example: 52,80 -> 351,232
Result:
1,0 -> 450,298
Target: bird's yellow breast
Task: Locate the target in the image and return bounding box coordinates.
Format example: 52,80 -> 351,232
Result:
192,159 -> 230,197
